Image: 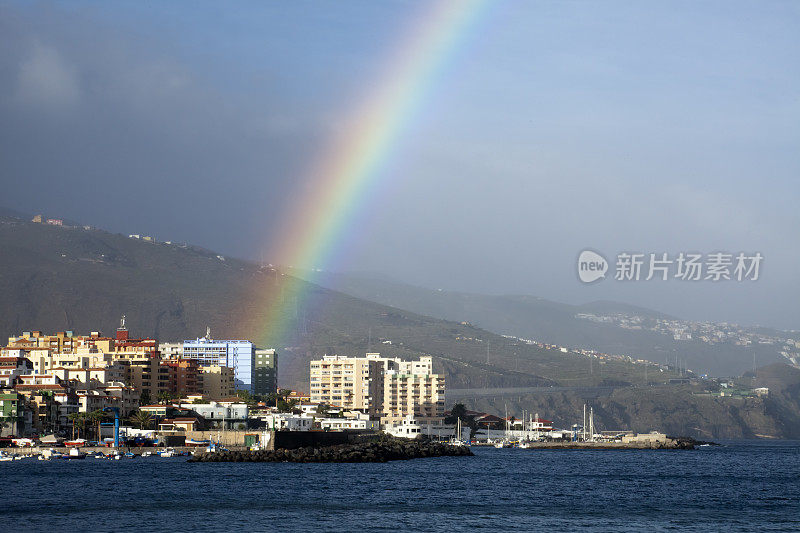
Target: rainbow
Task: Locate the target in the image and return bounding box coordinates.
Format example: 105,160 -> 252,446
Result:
258,0 -> 488,347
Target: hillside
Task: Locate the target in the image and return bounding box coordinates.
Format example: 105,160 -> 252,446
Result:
0,215 -> 651,390
300,271 -> 789,376
1,214 -> 799,438
460,365 -> 800,439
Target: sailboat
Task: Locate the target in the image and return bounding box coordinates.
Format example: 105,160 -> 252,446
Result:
448,418 -> 467,446
494,404 -> 513,448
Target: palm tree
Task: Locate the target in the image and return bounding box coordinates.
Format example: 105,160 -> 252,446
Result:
68,412 -> 88,439
131,410 -> 153,430
87,410 -> 106,442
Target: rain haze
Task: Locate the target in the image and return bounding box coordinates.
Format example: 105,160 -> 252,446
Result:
1,0 -> 798,329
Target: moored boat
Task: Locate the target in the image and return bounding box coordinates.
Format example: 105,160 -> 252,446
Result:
64,448 -> 87,460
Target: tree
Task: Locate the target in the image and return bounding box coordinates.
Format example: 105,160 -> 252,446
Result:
131,410 -> 153,430
139,391 -> 151,406
315,403 -> 330,416
236,389 -> 261,407
87,410 -> 106,441
276,396 -> 298,413
445,403 -> 468,424
446,403 -> 478,438
157,391 -> 177,405
266,389 -> 297,412
68,412 -> 89,439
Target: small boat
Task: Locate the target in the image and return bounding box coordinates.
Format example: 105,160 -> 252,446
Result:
158,448 -> 176,458
64,439 -> 86,448
64,448 -> 87,460
0,452 -> 15,462
124,452 -> 137,458
43,448 -> 65,460
186,438 -> 210,446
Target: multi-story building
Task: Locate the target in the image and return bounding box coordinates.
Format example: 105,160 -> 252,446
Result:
182,337 -> 255,392
50,361 -> 127,388
160,358 -> 201,397
0,355 -> 33,387
0,391 -> 26,437
309,355 -> 384,416
158,342 -> 183,358
379,355 -> 445,426
199,365 -> 235,400
123,358 -> 165,401
309,353 -> 445,425
177,401 -> 248,430
252,349 -> 278,396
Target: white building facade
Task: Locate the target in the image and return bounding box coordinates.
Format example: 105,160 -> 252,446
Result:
181,338 -> 255,392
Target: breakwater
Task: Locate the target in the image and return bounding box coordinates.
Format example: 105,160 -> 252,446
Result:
189,440 -> 474,463
503,437 -> 712,450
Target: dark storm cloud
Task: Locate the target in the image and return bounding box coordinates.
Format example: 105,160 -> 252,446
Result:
0,2 -> 798,329
0,4 -> 319,255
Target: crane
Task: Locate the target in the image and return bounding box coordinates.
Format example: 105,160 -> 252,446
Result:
103,407 -> 121,448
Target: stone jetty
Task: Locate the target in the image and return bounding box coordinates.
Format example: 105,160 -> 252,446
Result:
508,437 -> 715,450
188,440 -> 473,463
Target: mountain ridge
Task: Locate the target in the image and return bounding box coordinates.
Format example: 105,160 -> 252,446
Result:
1,213 -> 799,438
299,270 -> 791,376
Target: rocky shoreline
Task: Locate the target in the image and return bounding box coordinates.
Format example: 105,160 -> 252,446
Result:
188,440 -> 474,463
508,437 -> 718,450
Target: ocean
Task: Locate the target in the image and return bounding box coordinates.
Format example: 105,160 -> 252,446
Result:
5,440 -> 799,532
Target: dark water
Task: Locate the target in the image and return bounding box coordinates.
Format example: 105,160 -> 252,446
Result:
5,440 -> 800,532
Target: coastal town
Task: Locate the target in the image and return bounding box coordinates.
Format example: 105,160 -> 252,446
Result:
576,311 -> 800,367
0,321 -> 686,459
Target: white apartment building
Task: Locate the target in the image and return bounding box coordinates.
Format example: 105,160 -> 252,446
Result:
180,337 -> 255,392
309,353 -> 445,426
309,355 -> 383,415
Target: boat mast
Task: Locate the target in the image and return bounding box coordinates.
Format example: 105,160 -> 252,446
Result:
583,404 -> 587,442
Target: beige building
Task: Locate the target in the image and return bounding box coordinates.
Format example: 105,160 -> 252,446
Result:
309,353 -> 445,425
309,355 -> 383,415
200,365 -> 235,400
379,355 -> 445,426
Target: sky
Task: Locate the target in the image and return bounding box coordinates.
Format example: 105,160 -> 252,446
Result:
1,1 -> 798,329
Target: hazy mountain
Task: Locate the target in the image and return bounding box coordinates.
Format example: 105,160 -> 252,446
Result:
0,214 -> 640,391
298,271 -> 789,376
1,213 -> 798,438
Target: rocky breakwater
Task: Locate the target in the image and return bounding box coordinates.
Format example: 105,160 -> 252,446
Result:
517,436 -> 718,450
188,440 -> 474,463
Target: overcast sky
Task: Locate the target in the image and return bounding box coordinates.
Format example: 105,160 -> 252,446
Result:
1,1 -> 798,329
